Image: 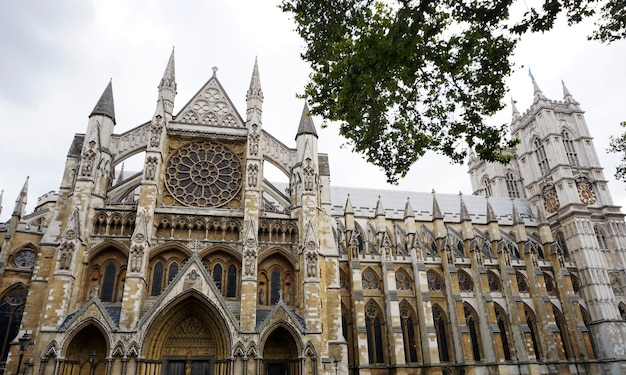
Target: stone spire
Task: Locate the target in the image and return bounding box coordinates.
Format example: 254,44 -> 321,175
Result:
158,48 -> 177,116
403,198 -> 414,219
512,200 -> 523,225
246,57 -> 263,126
562,79 -> 577,104
296,103 -> 318,138
432,191 -> 443,220
375,196 -> 385,217
511,98 -> 520,121
529,69 -> 547,103
344,195 -> 354,215
90,80 -> 116,124
486,199 -> 497,223
12,177 -> 28,217
459,192 -> 471,222
116,163 -> 125,185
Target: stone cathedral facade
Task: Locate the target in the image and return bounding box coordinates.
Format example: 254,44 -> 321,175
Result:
1,51 -> 626,375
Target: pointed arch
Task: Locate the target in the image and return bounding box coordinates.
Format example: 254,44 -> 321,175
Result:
551,303 -> 573,359
516,271 -> 529,293
395,267 -> 413,291
494,303 -> 513,360
457,269 -> 474,293
463,303 -> 483,361
260,323 -> 302,374
142,290 -> 232,360
365,300 -> 386,364
427,270 -> 444,291
487,270 -> 502,293
505,170 -> 521,198
399,300 -> 419,363
361,267 -> 381,290
0,284 -> 28,365
523,304 -> 542,359
534,137 -> 550,175
432,304 -> 452,362
61,323 -> 110,375
561,129 -> 579,166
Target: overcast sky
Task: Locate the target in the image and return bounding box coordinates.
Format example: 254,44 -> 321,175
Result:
1,0 -> 625,222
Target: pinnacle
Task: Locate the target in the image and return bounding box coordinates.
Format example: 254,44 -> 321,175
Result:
90,80 -> 116,124
296,103 -> 317,138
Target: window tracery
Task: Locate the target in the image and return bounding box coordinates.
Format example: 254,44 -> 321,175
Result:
487,271 -> 501,292
562,130 -> 579,166
399,303 -> 418,363
365,302 -> 385,364
164,140 -> 243,208
362,269 -> 380,290
516,272 -> 529,293
458,270 -> 473,292
395,269 -> 412,290
506,172 -> 520,198
0,286 -> 27,366
427,271 -> 443,291
535,138 -> 550,175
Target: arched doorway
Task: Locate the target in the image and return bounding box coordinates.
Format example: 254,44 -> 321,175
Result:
263,327 -> 299,375
60,325 -> 108,375
142,293 -> 231,375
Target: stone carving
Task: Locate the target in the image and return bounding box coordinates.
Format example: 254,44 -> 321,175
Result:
81,141 -> 97,177
306,252 -> 317,278
58,242 -> 74,270
610,272 -> 624,296
303,157 -> 317,192
247,163 -> 258,187
249,126 -> 260,156
150,115 -> 164,147
130,245 -> 143,272
145,156 -> 158,180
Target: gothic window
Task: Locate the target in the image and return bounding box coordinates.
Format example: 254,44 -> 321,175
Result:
595,227 -> 608,249
395,269 -> 412,290
483,176 -> 492,197
562,130 -> 579,166
552,304 -> 573,359
555,231 -> 570,261
544,273 -> 557,296
487,271 -> 501,292
524,305 -> 542,359
571,274 -> 582,296
365,302 -> 385,364
458,270 -> 473,292
432,305 -> 451,362
213,264 -> 223,292
226,265 -> 237,297
506,172 -> 520,198
0,286 -> 27,365
427,270 -> 443,291
362,268 -> 380,290
100,263 -> 117,302
505,240 -> 520,258
168,262 -> 179,284
151,261 -> 164,296
400,303 -> 418,363
516,272 -> 529,293
620,303 -> 626,320
12,246 -> 36,268
340,270 -> 349,290
495,304 -> 513,360
535,138 -> 550,175
270,268 -> 281,304
464,304 -> 482,361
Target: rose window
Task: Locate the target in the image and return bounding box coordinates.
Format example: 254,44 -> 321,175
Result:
165,141 -> 243,207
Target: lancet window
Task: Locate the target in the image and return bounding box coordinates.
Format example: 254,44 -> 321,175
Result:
535,138 -> 550,175
365,301 -> 386,364
562,130 -> 579,166
433,305 -> 452,362
400,302 -> 419,363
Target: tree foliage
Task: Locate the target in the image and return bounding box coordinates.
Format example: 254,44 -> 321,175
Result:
608,122 -> 626,183
280,0 -> 625,183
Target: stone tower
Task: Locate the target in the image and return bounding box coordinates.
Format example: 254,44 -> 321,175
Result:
470,76 -> 626,374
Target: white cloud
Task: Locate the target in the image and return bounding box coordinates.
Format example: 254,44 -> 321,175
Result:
0,1 -> 625,221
